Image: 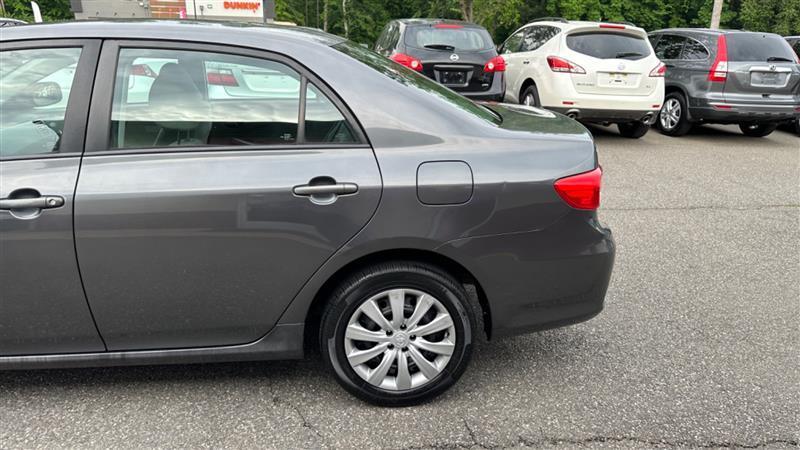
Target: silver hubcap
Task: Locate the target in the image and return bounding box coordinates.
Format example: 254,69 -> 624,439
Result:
523,93 -> 535,106
344,288 -> 456,391
660,98 -> 681,130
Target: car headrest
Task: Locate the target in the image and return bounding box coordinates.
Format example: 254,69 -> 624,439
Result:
148,63 -> 209,131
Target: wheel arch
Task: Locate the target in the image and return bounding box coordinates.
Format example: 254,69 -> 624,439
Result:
519,78 -> 537,103
664,84 -> 693,121
301,248 -> 493,353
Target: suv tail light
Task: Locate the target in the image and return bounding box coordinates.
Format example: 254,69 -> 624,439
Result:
547,56 -> 586,74
484,56 -> 506,72
554,167 -> 602,210
391,53 -> 423,71
207,69 -> 239,86
708,35 -> 728,83
599,23 -> 626,29
649,62 -> 666,77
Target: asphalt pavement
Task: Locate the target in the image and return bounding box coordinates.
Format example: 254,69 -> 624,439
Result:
1,125 -> 798,449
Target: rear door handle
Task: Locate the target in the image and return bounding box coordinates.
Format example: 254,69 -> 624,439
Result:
293,183 -> 358,196
523,60 -> 530,65
0,196 -> 64,210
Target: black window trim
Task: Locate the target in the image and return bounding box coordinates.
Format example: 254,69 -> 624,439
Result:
85,39 -> 369,156
0,39 -> 101,162
680,36 -> 711,61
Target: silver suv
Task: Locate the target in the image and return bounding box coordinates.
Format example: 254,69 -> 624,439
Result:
649,29 -> 800,137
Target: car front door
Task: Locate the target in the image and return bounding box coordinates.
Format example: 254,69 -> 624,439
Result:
499,28 -> 527,102
0,40 -> 105,356
75,41 -> 382,351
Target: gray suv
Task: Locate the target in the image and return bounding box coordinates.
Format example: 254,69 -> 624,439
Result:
649,29 -> 800,137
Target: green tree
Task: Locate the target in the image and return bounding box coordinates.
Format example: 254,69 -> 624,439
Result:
2,0 -> 72,21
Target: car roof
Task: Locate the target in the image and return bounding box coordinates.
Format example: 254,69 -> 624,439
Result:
0,19 -> 346,47
650,28 -> 783,37
516,19 -> 646,34
394,18 -> 485,29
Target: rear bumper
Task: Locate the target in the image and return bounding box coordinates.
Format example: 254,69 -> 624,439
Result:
691,101 -> 800,123
551,107 -> 659,124
455,72 -> 505,102
437,210 -> 615,339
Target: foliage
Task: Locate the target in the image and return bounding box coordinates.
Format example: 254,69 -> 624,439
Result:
3,0 -> 799,45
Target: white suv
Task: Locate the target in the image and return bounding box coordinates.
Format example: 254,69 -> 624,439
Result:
499,18 -> 665,138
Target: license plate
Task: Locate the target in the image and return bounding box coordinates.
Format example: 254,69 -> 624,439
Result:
751,71 -> 787,86
600,72 -> 631,86
440,71 -> 467,85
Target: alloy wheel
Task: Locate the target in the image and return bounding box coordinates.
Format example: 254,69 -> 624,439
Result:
523,93 -> 536,106
660,98 -> 681,130
344,288 -> 456,391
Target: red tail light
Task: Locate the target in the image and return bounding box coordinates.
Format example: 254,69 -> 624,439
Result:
391,53 -> 423,71
207,69 -> 239,86
434,23 -> 463,29
484,56 -> 506,72
547,56 -> 586,74
131,64 -> 156,78
554,167 -> 602,210
599,23 -> 626,29
649,62 -> 666,77
708,35 -> 728,83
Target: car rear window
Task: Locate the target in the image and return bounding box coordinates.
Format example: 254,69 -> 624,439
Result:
566,32 -> 651,60
726,33 -> 797,62
333,41 -> 501,125
405,25 -> 494,52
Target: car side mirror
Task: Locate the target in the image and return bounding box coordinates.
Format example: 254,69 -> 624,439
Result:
31,82 -> 62,108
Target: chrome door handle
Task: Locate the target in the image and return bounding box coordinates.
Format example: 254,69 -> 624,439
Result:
523,60 -> 530,65
0,196 -> 64,210
293,183 -> 358,196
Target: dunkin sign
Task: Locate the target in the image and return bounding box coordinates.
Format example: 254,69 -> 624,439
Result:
184,0 -> 264,17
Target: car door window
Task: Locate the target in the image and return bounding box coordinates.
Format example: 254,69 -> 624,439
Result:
0,47 -> 81,158
500,29 -> 526,54
681,38 -> 709,60
654,34 -> 685,60
520,26 -> 559,52
110,48 -> 302,149
305,82 -> 357,143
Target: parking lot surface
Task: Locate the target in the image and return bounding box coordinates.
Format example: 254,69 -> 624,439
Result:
1,125 -> 798,449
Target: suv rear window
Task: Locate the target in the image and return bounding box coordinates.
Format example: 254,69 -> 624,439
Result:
566,32 -> 651,60
405,25 -> 494,52
726,33 -> 797,62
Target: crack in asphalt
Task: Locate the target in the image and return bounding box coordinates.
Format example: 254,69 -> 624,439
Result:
396,434 -> 800,449
269,390 -> 327,447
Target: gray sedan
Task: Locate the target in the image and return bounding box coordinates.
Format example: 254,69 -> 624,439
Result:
0,21 -> 615,405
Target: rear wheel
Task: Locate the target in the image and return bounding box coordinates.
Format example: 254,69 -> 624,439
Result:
320,262 -> 475,406
520,84 -> 540,107
617,121 -> 650,139
658,93 -> 692,136
739,123 -> 777,137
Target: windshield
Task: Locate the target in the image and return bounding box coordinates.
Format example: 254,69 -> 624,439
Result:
333,41 -> 500,125
566,32 -> 651,60
727,33 -> 797,62
405,25 -> 494,52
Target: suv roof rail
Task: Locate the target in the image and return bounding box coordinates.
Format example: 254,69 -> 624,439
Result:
531,17 -> 569,24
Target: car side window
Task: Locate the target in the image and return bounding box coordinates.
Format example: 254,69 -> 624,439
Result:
681,38 -> 709,60
654,34 -> 686,60
500,29 -> 526,54
375,24 -> 390,53
305,82 -> 357,143
520,26 -> 559,52
791,40 -> 800,58
0,47 -> 82,158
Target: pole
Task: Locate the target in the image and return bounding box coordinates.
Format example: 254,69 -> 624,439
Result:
192,0 -> 197,19
710,0 -> 723,29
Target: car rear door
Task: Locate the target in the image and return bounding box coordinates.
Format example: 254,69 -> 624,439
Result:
0,40 -> 105,356
75,41 -> 381,351
723,33 -> 800,107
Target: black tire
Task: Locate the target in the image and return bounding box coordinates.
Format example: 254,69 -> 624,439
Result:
520,84 -> 540,107
320,261 -> 476,406
739,123 -> 778,137
795,118 -> 800,136
657,92 -> 693,136
617,121 -> 650,139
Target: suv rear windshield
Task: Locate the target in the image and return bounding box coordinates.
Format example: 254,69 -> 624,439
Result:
333,41 -> 500,125
566,32 -> 651,60
405,25 -> 494,52
726,33 -> 797,62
